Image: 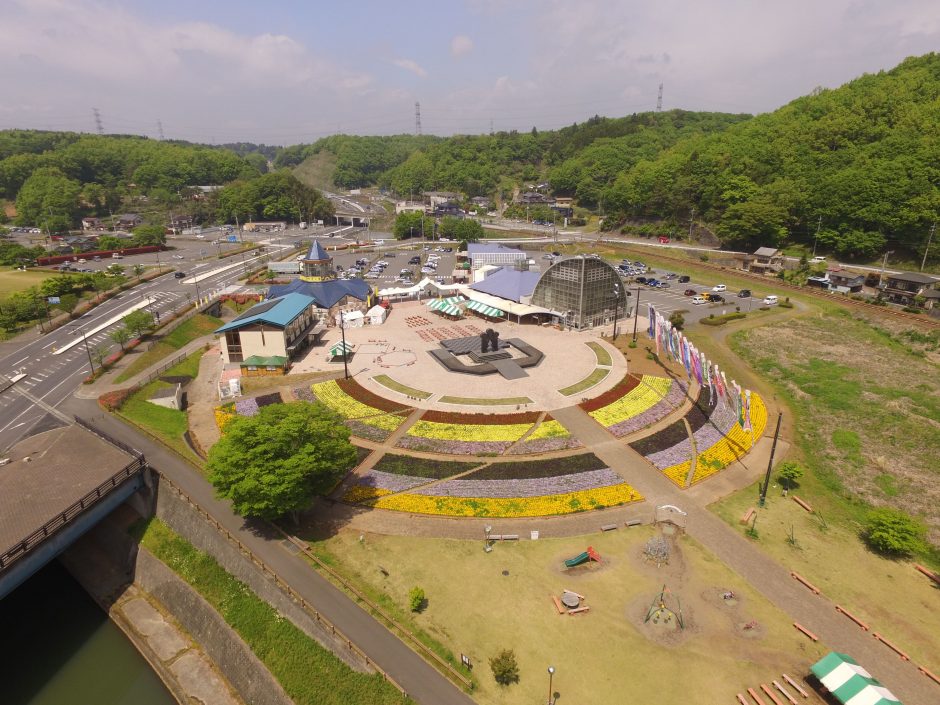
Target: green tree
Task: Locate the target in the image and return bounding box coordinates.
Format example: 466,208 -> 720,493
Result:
14,167 -> 82,231
97,234 -> 124,250
133,263 -> 145,277
106,264 -> 125,277
132,224 -> 167,247
716,201 -> 788,250
123,309 -> 155,337
776,461 -> 803,490
489,649 -> 520,686
408,587 -> 426,612
91,345 -> 108,369
668,312 -> 685,331
393,211 -> 433,240
109,325 -> 132,351
207,402 -> 357,521
863,508 -> 926,557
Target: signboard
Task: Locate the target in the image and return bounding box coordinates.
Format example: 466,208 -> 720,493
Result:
228,235 -> 237,242
47,296 -> 60,304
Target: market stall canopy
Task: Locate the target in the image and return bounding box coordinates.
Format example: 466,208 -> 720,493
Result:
329,340 -> 354,358
810,653 -> 902,705
465,299 -> 505,317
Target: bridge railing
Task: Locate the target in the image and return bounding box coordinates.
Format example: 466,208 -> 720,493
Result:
74,416 -> 144,458
0,454 -> 147,570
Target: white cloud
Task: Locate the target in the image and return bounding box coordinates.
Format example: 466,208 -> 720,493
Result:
450,35 -> 474,57
392,58 -> 428,78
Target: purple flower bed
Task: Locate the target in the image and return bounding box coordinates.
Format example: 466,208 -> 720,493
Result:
506,436 -> 584,454
395,436 -> 511,456
256,392 -> 283,408
346,419 -> 393,442
356,470 -> 429,493
607,381 -> 688,438
693,398 -> 738,451
414,467 -> 623,498
469,454 -> 606,479
685,387 -> 717,435
235,397 -> 259,416
646,440 -> 694,470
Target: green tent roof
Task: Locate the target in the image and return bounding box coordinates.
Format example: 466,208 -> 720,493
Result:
810,653 -> 901,705
329,340 -> 354,357
241,355 -> 288,367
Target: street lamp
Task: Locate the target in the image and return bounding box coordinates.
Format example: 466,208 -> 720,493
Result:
77,324 -> 95,374
632,285 -> 642,343
547,666 -> 555,705
339,311 -> 349,380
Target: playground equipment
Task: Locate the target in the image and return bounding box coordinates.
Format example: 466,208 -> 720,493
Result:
654,504 -> 688,528
644,584 -> 684,629
643,535 -> 670,566
563,546 -> 602,568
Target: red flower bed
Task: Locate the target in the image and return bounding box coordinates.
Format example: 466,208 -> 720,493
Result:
420,409 -> 541,425
98,386 -> 139,411
336,377 -> 411,412
579,374 -> 641,412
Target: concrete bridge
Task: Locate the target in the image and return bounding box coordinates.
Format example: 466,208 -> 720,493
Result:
0,419 -> 150,600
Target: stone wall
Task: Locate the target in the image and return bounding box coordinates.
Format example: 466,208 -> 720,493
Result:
154,478 -> 371,672
134,548 -> 292,705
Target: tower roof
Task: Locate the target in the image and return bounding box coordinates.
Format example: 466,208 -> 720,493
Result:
304,240 -> 330,261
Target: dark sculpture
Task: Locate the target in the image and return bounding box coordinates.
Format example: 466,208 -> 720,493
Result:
480,328 -> 500,353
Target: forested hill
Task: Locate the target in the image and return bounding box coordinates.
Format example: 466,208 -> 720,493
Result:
287,111 -> 749,201
601,53 -> 940,260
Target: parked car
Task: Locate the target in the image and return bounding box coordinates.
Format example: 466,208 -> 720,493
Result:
385,252 -> 397,257
712,284 -> 727,292
174,271 -> 187,279
684,289 -> 697,296
664,273 -> 677,280
763,295 -> 779,305
636,276 -> 648,284
809,256 -> 827,264
709,294 -> 725,302
738,289 -> 751,298
678,275 -> 691,283
656,282 -> 670,288
691,296 -> 707,305
646,279 -> 659,287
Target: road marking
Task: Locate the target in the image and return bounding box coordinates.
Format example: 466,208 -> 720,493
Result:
11,356 -> 28,366
53,298 -> 151,355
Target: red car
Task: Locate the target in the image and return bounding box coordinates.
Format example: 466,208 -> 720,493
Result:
684,289 -> 697,296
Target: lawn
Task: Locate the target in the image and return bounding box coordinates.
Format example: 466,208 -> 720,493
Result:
115,313 -> 222,383
304,527 -> 820,705
558,368 -> 609,396
438,395 -> 533,406
117,350 -> 203,463
586,341 -> 612,366
0,268 -> 56,297
371,374 -> 432,399
136,518 -> 412,705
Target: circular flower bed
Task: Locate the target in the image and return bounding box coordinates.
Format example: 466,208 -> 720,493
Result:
584,374 -> 687,438
307,379 -> 413,441
507,416 -> 583,454
397,410 -> 540,455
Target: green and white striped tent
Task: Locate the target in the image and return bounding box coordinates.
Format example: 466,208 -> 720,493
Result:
811,653 -> 902,705
425,295 -> 465,307
427,299 -> 463,317
465,300 -> 505,317
328,340 -> 354,359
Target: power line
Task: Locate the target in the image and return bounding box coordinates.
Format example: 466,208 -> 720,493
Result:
414,101 -> 422,136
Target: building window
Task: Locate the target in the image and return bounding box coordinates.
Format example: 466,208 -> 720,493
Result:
225,331 -> 243,362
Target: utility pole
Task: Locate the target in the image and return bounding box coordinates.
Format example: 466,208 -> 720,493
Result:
812,216 -> 822,257
759,413 -> 783,507
79,325 -> 95,373
921,221 -> 935,272
632,285 -> 641,343
878,250 -> 894,288
340,313 -> 349,380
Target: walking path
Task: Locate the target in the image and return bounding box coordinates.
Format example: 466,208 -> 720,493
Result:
61,396 -> 475,705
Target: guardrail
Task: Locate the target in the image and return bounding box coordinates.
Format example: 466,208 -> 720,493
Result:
74,416 -> 144,458
0,453 -> 147,570
156,473 -> 411,699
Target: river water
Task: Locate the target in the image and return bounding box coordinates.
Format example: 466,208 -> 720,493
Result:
0,561 -> 176,705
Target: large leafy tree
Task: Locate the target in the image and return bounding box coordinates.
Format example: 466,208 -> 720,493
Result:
132,224 -> 167,246
14,167 -> 82,231
207,402 -> 357,520
393,211 -> 434,240
215,171 -> 333,223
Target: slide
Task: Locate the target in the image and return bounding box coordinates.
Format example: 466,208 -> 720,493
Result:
564,552 -> 590,568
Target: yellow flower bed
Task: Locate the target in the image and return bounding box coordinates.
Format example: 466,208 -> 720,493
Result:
214,407 -> 235,431
525,419 -> 571,440
662,461 -> 691,487
692,394 -> 768,483
311,380 -> 385,419
589,376 -> 673,427
355,415 -> 406,432
343,486 -> 392,503
406,420 -> 534,442
359,483 -> 643,517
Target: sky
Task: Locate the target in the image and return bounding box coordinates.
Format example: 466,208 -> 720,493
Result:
2,0 -> 940,145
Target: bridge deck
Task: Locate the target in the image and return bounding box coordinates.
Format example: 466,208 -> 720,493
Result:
0,425 -> 134,556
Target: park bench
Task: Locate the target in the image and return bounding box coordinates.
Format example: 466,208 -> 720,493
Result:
600,523 -> 618,531
740,507 -> 756,525
551,595 -> 565,615
625,519 -> 643,527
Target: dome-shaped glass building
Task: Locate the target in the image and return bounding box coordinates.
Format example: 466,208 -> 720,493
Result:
530,256 -> 628,329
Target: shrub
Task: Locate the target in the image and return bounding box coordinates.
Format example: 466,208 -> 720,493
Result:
98,386 -> 139,411
489,649 -> 520,686
776,461 -> 803,489
408,586 -> 426,612
668,312 -> 685,331
863,508 -> 926,557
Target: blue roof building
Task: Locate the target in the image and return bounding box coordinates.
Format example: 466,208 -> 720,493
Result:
300,239 -> 334,282
469,267 -> 541,303
215,293 -> 323,364
267,277 -> 373,309
467,242 -> 527,270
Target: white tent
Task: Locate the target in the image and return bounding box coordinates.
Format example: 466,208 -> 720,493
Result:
366,305 -> 387,325
336,309 -> 365,328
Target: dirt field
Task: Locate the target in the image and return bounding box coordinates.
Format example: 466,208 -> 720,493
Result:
311,527 -> 823,705
0,268 -> 55,298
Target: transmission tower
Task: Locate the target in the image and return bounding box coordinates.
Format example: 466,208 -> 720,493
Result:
414,101 -> 422,135
490,118 -> 494,135
92,107 -> 104,135
656,84 -> 663,112
157,120 -> 165,141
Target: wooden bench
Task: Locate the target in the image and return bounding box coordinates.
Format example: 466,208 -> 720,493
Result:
563,589 -> 586,600
872,632 -> 910,660
741,507 -> 756,525
918,665 -> 940,685
914,563 -> 940,586
625,519 -> 643,527
600,523 -> 618,531
793,623 -> 818,641
835,604 -> 869,630
551,595 -> 565,615
772,680 -> 797,705
567,606 -> 590,615
782,674 -> 808,698
737,694 -> 749,705
747,687 -> 767,705
760,683 -> 784,705
790,572 -> 821,595
792,495 -> 813,512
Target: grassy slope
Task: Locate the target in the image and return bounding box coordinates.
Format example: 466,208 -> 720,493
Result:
136,518 -> 412,705
293,151 -> 338,191
115,314 -> 222,383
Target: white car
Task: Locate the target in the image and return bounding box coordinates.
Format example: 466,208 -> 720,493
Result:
763,295 -> 779,305
692,296 -> 707,305
712,284 -> 727,292
809,256 -> 827,264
